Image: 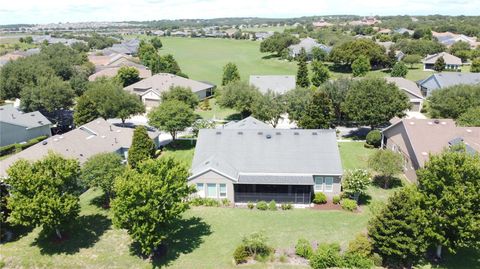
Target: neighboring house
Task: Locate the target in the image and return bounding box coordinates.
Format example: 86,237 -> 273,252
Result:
377,28 -> 392,34
382,118 -> 480,182
417,73 -> 480,97
432,31 -> 478,48
0,118 -> 160,177
289,37 -> 331,58
171,31 -> 188,37
0,105 -> 52,147
188,118 -> 343,204
312,20 -> 333,28
394,28 -> 414,35
0,48 -> 40,68
103,39 -> 140,56
249,75 -> 296,95
422,52 -> 462,71
219,116 -> 272,130
254,32 -> 273,41
385,77 -> 424,112
88,67 -> 152,81
32,35 -> 86,46
349,17 -> 381,26
124,73 -> 215,109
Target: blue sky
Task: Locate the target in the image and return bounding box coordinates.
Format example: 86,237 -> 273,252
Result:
1,0 -> 479,25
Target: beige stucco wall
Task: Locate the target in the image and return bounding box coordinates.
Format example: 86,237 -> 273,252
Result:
383,124 -> 419,183
188,170 -> 235,202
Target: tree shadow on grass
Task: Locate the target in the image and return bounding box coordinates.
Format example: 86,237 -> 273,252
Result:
372,175 -> 403,189
261,54 -> 280,60
1,224 -> 34,243
90,193 -> 110,209
358,193 -> 372,206
164,140 -> 196,151
130,216 -> 212,268
343,127 -> 371,140
31,214 -> 111,255
224,113 -> 243,121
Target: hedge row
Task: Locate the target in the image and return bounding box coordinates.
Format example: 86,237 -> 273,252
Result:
0,135 -> 48,156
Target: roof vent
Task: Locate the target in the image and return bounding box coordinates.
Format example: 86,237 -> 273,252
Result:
312,132 -> 318,135
257,132 -> 263,135
30,114 -> 35,116
42,141 -> 47,145
275,132 -> 281,135
294,132 -> 299,135
216,131 -> 222,135
237,131 -> 243,135
266,134 -> 272,139
434,119 -> 440,124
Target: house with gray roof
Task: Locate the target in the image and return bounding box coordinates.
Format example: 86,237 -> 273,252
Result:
417,73 -> 480,96
103,39 -> 140,56
423,52 -> 462,71
0,105 -> 52,147
0,118 -> 160,177
385,77 -> 424,112
288,37 -> 331,59
188,118 -> 343,205
219,116 -> 272,129
249,75 -> 296,95
124,73 -> 215,110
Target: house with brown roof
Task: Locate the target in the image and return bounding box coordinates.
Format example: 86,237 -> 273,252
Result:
423,52 -> 462,71
88,53 -> 151,81
382,119 -> 480,182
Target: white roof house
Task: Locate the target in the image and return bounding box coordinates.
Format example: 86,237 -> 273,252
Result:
249,75 -> 296,95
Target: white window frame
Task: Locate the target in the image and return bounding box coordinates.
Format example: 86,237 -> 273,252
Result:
207,183 -> 217,198
314,176 -> 324,191
196,183 -> 204,197
219,184 -> 227,198
324,177 -> 334,192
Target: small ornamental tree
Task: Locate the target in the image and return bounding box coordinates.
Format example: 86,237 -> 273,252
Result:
160,86 -> 199,109
342,169 -> 371,202
252,90 -> 285,128
148,100 -> 196,140
434,56 -> 446,72
222,62 -> 240,86
368,186 -> 428,267
351,55 -> 370,77
417,149 -> 480,259
471,58 -> 480,72
112,157 -> 194,258
403,54 -> 422,68
116,66 -> 140,87
127,126 -> 156,169
390,61 -> 408,77
81,152 -> 125,204
73,95 -> 100,126
296,48 -> 310,87
150,37 -> 163,50
311,60 -> 330,87
298,90 -> 334,129
428,84 -> 480,119
6,152 -> 80,239
284,87 -> 313,122
368,149 -> 403,188
456,106 -> 480,127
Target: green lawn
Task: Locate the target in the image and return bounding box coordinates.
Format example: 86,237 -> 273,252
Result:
338,142 -> 376,170
195,98 -> 239,120
160,139 -> 197,167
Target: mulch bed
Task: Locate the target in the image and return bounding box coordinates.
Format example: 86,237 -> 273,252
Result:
311,202 -> 342,210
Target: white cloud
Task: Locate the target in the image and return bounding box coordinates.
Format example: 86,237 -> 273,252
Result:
1,0 -> 479,24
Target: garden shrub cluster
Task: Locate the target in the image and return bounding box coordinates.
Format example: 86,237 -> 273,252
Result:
189,197 -> 221,207
268,200 -> 277,210
341,198 -> 358,211
0,135 -> 48,156
295,238 -> 313,258
233,232 -> 273,264
332,195 -> 341,204
281,203 -> 293,210
256,201 -> 268,210
313,192 -> 327,204
365,130 -> 381,148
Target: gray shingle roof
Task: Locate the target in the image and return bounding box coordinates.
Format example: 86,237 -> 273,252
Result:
289,37 -> 331,55
190,127 -> 343,183
249,75 -> 296,94
385,77 -> 423,99
0,105 -> 51,128
418,73 -> 480,91
124,73 -> 214,96
220,116 -> 272,130
423,52 -> 462,65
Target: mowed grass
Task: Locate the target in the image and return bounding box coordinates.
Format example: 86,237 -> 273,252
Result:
195,98 -> 239,120
338,141 -> 376,170
160,139 -> 197,167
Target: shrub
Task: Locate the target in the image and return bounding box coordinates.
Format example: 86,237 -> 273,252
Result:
371,253 -> 383,266
332,196 -> 341,204
341,252 -> 374,269
256,201 -> 268,210
221,198 -> 230,207
366,130 -> 381,148
190,197 -> 220,207
247,202 -> 254,209
341,198 -> 358,211
313,192 -> 327,204
281,203 -> 293,210
347,234 -> 372,257
233,245 -> 248,264
268,200 -> 277,211
242,232 -> 273,259
295,238 -> 313,258
310,243 -> 342,269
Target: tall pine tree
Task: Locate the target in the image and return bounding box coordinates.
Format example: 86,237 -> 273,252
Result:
128,126 -> 156,169
296,48 -> 310,88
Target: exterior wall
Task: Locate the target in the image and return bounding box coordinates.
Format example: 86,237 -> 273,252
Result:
312,175 -> 342,197
194,87 -> 215,100
188,170 -> 235,202
383,124 -> 419,182
0,122 -> 51,147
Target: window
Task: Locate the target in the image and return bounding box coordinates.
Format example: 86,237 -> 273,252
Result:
207,184 -> 217,198
219,184 -> 227,198
196,183 -> 204,196
314,176 -> 323,191
324,177 -> 333,192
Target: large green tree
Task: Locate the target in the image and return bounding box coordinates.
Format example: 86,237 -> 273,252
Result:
351,55 -> 370,77
320,78 -> 352,123
259,32 -> 299,56
111,157 -> 194,257
471,58 -> 480,72
73,94 -> 100,126
393,39 -> 445,57
148,100 -> 196,141
160,86 -> 199,109
150,37 -> 163,50
251,90 -> 285,127
329,39 -> 386,66
311,60 -> 330,87
116,66 -> 140,87
428,84 -> 480,119
342,78 -> 410,129
20,75 -> 76,113
402,54 -> 422,68
417,149 -> 480,258
296,48 -> 310,87
222,62 -> 240,86
456,106 -> 480,127
127,125 -> 156,169
217,81 -> 262,118
298,90 -> 334,129
368,186 -> 429,267
284,87 -> 313,122
390,61 -> 408,77
81,153 -> 125,205
434,56 -> 446,72
6,153 -> 80,239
